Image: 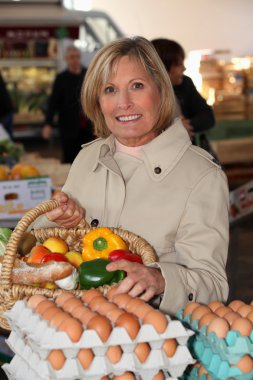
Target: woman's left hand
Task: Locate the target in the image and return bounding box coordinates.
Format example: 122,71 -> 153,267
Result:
106,260 -> 165,301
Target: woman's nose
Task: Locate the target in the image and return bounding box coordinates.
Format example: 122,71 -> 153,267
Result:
117,90 -> 133,109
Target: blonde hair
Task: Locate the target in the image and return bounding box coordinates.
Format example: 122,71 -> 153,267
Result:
82,36 -> 176,138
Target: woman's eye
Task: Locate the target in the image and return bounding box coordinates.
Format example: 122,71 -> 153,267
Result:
104,86 -> 115,94
133,82 -> 144,89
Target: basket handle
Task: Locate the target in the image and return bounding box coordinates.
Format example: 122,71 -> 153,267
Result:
0,199 -> 89,288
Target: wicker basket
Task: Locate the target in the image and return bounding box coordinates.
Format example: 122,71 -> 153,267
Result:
0,199 -> 157,331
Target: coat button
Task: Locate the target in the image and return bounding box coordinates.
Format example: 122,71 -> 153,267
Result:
188,293 -> 194,301
91,219 -> 99,228
154,166 -> 162,174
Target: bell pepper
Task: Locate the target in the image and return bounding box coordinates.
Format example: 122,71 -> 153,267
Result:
82,227 -> 128,261
78,258 -> 126,290
41,252 -> 68,263
108,249 -> 143,264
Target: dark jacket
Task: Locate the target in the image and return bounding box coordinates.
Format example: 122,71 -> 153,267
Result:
45,68 -> 87,138
0,74 -> 13,118
174,75 -> 215,133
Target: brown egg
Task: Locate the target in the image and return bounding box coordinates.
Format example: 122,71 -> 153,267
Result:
198,364 -> 208,376
112,372 -> 136,380
87,315 -> 112,342
208,301 -> 224,312
88,296 -> 108,312
58,317 -> 83,342
246,311 -> 253,323
125,298 -> 145,314
215,306 -> 232,318
182,302 -> 200,317
70,305 -> 88,319
50,311 -> 71,328
223,311 -> 240,326
106,308 -> 125,323
81,289 -> 102,305
62,298 -> 83,314
101,377 -> 110,380
198,312 -> 217,329
237,304 -> 253,318
79,310 -> 98,325
35,300 -> 55,315
142,310 -> 168,334
77,348 -> 94,369
152,371 -> 165,380
207,317 -> 230,338
162,338 -> 178,357
191,305 -> 211,322
41,306 -> 61,321
134,342 -> 150,363
229,300 -> 245,312
115,312 -> 140,339
27,295 -> 47,310
231,317 -> 252,336
55,293 -> 75,307
113,294 -> 133,309
47,349 -> 66,370
132,304 -> 153,320
106,286 -> 119,301
232,355 -> 253,374
97,301 -> 118,315
106,345 -> 123,364
251,301 -> 253,307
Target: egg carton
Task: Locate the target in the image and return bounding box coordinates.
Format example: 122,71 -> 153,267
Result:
4,300 -> 194,357
176,309 -> 253,359
2,355 -> 179,380
5,332 -> 195,379
192,340 -> 253,380
181,361 -> 253,380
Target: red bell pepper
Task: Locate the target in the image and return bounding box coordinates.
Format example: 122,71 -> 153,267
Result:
41,252 -> 68,263
108,249 -> 143,264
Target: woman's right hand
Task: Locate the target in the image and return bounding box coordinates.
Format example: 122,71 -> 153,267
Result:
46,191 -> 84,228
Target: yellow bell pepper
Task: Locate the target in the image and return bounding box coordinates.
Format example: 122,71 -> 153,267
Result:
82,227 -> 128,261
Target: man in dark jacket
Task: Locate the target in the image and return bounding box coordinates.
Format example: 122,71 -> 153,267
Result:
42,46 -> 94,163
151,38 -> 215,145
0,73 -> 14,140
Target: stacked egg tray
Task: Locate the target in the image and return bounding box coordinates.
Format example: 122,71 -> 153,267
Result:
2,294 -> 195,380
176,306 -> 253,380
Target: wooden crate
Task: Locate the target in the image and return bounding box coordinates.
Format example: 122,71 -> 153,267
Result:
211,136 -> 253,164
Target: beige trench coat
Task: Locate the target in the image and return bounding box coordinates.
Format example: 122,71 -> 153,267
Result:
36,119 -> 229,315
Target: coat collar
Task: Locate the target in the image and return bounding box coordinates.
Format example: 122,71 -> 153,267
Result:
94,118 -> 191,181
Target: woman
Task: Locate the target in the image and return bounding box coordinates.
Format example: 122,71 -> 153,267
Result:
36,37 -> 229,315
151,38 -> 215,145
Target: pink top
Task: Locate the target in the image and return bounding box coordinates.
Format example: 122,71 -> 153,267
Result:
115,139 -> 144,159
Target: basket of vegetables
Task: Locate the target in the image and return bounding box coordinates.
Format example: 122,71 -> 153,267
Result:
0,199 -> 157,330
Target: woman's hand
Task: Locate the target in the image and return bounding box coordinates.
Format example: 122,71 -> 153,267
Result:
46,191 -> 84,228
106,260 -> 165,301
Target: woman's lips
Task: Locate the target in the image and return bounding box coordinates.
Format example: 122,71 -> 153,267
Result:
116,114 -> 142,122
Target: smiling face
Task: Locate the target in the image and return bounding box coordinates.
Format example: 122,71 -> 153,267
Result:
99,55 -> 161,147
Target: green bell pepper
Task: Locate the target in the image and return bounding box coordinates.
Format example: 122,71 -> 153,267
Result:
78,258 -> 126,290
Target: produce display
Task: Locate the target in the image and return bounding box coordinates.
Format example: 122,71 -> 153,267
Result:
0,162 -> 41,180
0,140 -> 24,168
177,300 -> 253,379
2,291 -> 194,380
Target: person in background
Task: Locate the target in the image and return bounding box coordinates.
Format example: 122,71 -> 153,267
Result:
34,37 -> 229,316
0,72 -> 14,140
151,38 -> 215,149
42,45 -> 94,163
